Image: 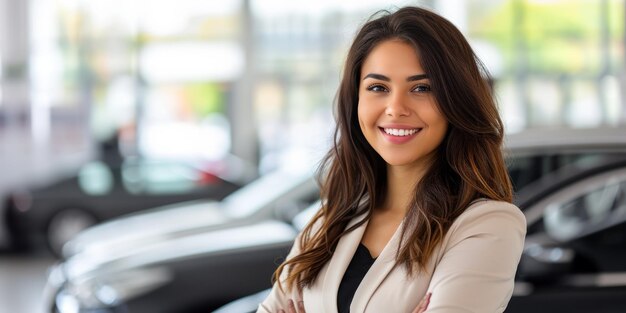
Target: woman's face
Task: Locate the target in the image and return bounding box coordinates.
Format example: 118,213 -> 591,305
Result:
357,39 -> 448,169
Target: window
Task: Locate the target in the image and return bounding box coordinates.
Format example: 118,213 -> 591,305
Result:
121,159 -> 202,194
78,161 -> 115,195
543,169 -> 626,241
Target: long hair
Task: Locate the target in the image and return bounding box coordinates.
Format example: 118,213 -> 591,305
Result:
274,6 -> 513,291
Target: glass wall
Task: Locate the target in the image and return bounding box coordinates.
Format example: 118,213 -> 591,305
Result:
250,0 -> 625,170
12,0 -> 626,174
26,0 -> 245,165
28,0 -> 89,154
250,0 -> 408,171
467,0 -> 625,131
80,0 -> 243,162
0,51 -> 3,107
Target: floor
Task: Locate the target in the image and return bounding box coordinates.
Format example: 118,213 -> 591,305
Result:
0,252 -> 55,313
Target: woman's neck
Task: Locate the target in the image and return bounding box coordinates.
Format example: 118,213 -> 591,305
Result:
382,162 -> 429,216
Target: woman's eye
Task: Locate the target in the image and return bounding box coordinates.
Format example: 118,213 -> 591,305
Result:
366,84 -> 387,92
412,84 -> 431,93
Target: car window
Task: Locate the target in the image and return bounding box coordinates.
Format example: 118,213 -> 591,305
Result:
507,152 -> 626,191
543,169 -> 626,241
222,168 -> 316,218
78,161 -> 115,195
121,159 -> 200,194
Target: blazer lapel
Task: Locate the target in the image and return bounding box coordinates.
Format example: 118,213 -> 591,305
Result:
350,220 -> 404,312
318,217 -> 369,313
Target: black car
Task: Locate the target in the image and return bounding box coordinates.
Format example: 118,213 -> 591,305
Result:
44,127 -> 626,312
216,153 -> 626,313
506,158 -> 626,312
3,157 -> 244,256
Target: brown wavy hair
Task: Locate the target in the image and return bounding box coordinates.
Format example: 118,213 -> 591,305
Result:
274,6 -> 513,291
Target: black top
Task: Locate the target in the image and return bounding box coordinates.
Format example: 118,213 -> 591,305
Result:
337,243 -> 377,313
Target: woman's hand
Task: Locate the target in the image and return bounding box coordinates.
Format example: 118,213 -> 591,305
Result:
411,292 -> 432,313
277,299 -> 305,313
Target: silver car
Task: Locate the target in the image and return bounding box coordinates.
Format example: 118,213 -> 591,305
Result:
44,165 -> 319,313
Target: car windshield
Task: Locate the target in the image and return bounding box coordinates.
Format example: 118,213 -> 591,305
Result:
221,167 -> 314,218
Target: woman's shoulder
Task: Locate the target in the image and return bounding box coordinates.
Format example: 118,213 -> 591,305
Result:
465,198 -> 524,218
447,199 -> 526,238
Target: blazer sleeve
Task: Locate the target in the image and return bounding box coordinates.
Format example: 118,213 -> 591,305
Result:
425,201 -> 526,313
257,231 -> 305,313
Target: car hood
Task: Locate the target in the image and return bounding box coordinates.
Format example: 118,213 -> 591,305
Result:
63,199 -> 229,258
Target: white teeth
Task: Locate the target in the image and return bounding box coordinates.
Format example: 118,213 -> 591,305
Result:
383,128 -> 419,136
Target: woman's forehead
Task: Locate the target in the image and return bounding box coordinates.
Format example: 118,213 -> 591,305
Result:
360,40 -> 425,79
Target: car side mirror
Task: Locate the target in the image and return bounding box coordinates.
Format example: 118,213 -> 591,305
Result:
517,243 -> 575,283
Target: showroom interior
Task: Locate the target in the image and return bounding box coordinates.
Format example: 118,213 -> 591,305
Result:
1,0 -> 626,312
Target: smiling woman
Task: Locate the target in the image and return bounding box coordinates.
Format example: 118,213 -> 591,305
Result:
357,39 -> 448,169
259,6 -> 526,313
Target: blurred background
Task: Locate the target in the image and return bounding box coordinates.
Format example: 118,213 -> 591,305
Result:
0,0 -> 625,312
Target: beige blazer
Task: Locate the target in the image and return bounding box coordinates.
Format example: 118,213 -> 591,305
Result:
258,199 -> 526,313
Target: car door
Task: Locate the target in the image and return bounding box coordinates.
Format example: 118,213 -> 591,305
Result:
508,166 -> 626,313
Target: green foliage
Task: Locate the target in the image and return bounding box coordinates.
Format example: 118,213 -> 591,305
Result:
470,0 -> 624,74
185,83 -> 224,117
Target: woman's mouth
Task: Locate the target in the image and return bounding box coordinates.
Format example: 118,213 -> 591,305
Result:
381,127 -> 421,137
379,127 -> 422,144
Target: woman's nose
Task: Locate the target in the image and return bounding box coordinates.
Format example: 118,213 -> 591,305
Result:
385,93 -> 410,117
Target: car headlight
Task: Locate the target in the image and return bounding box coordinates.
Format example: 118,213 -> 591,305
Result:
55,289 -> 80,313
62,267 -> 173,310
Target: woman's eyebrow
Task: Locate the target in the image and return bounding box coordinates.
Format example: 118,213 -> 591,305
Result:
362,73 -> 429,81
363,73 -> 390,81
407,74 -> 429,81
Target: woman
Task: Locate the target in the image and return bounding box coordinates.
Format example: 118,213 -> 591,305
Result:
258,6 -> 526,313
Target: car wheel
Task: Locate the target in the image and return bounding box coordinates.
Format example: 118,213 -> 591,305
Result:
47,208 -> 97,258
